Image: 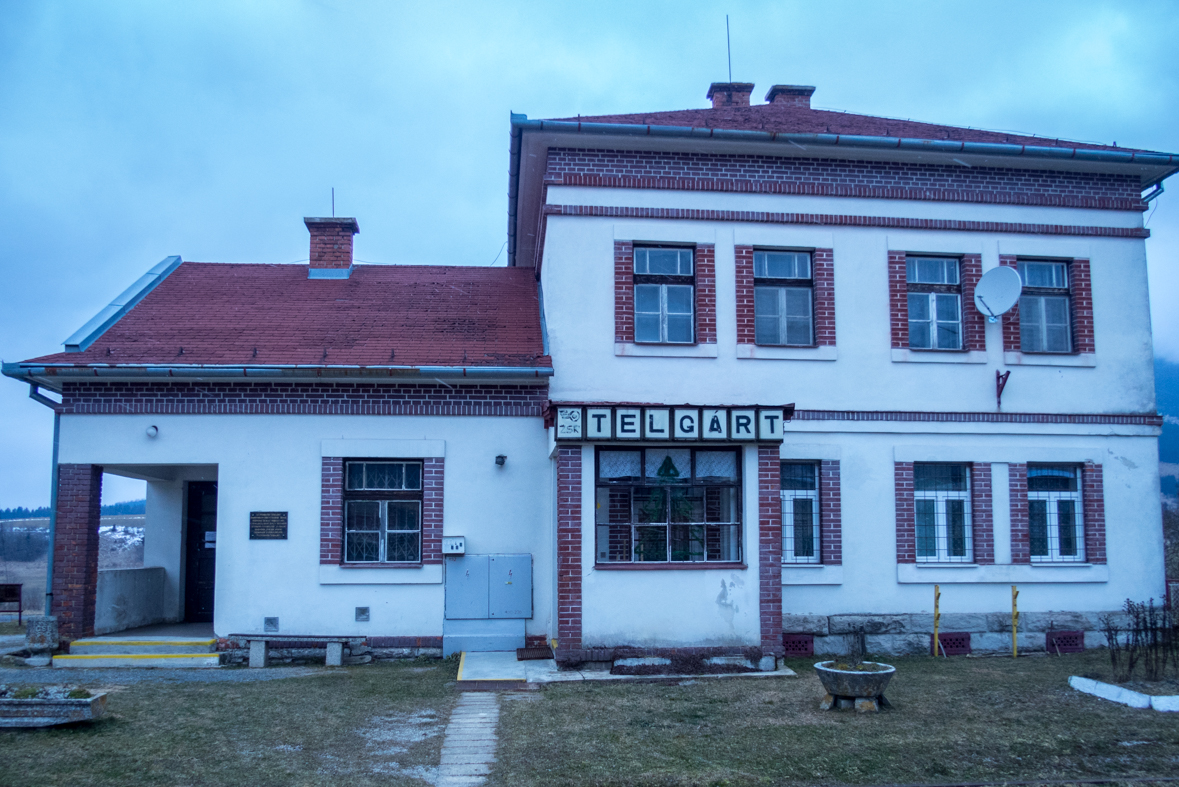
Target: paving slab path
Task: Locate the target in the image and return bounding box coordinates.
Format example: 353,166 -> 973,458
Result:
438,692 -> 500,787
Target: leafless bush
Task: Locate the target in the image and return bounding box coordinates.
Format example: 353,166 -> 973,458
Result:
1102,598 -> 1178,682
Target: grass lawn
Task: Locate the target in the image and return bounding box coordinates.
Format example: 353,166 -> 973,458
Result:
492,652 -> 1179,787
0,622 -> 25,636
0,659 -> 458,787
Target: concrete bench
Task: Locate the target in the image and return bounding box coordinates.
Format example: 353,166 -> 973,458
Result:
234,635 -> 366,668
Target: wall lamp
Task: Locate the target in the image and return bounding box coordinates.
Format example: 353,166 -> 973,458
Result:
146,425 -> 159,438
495,454 -> 507,467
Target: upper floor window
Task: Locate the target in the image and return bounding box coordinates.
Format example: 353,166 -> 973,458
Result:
1018,261 -> 1071,353
914,463 -> 972,562
754,250 -> 813,346
907,257 -> 962,351
634,246 -> 694,344
344,460 -> 423,563
595,447 -> 741,564
781,462 -> 819,563
1028,464 -> 1084,562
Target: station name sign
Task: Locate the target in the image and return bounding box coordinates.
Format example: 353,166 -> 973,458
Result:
554,406 -> 789,443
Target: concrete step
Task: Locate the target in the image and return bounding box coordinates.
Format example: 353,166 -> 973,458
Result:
53,653 -> 221,668
70,638 -> 217,655
443,619 -> 525,657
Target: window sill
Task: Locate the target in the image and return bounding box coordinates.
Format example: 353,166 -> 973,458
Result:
897,562 -> 1108,584
615,342 -> 719,358
318,563 -> 442,585
737,344 -> 837,361
1003,352 -> 1096,367
594,562 -> 746,571
891,349 -> 988,364
782,564 -> 843,585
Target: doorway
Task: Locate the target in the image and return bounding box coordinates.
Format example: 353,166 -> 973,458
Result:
184,481 -> 217,622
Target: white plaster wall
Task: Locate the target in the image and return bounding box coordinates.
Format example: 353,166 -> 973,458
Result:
580,445 -> 762,648
539,199 -> 1156,415
60,414 -> 552,640
95,567 -> 165,634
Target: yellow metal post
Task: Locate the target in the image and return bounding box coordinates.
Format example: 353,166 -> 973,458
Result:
1012,585 -> 1020,659
933,584 -> 942,657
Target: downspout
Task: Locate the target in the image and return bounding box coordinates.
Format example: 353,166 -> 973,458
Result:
28,384 -> 61,616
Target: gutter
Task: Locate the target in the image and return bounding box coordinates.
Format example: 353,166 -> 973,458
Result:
64,256 -> 184,352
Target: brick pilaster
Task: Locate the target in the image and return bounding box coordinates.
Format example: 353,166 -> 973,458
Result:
320,458 -> 343,564
961,254 -> 986,352
1070,258 -> 1095,354
971,463 -> 994,564
888,251 -> 909,348
895,462 -> 915,563
813,248 -> 836,346
52,464 -> 103,642
735,245 -> 755,345
695,244 -> 717,344
556,447 -> 583,661
759,446 -> 784,655
819,460 -> 842,565
422,458 -> 444,564
1009,463 -> 1030,563
1083,462 -> 1106,563
999,255 -> 1022,352
614,241 -> 634,343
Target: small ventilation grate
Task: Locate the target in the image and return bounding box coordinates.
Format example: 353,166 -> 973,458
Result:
782,633 -> 814,657
932,631 -> 971,656
1046,630 -> 1084,654
263,617 -> 280,633
355,607 -> 370,622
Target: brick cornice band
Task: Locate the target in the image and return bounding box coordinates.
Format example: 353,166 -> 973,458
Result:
545,204 -> 1149,239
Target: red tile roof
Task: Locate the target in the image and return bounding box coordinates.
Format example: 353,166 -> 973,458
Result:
27,263 -> 548,368
558,104 -> 1141,153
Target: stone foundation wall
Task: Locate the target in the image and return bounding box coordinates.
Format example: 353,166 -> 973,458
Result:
785,612 -> 1121,656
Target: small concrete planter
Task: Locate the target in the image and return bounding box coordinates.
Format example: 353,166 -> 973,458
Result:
0,690 -> 108,728
814,661 -> 896,712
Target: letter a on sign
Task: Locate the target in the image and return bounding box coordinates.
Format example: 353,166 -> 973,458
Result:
702,409 -> 727,439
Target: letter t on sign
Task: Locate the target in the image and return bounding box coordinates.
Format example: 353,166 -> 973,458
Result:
758,409 -> 785,441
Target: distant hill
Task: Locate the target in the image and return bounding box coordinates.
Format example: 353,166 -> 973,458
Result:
1159,358 -> 1178,500
0,499 -> 146,520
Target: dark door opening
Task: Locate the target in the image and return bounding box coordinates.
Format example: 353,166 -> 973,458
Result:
184,481 -> 217,622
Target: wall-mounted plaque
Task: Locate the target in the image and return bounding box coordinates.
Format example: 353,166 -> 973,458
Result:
249,511 -> 288,540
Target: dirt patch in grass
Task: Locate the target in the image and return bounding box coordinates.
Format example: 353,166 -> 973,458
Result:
492,652 -> 1179,787
0,659 -> 458,787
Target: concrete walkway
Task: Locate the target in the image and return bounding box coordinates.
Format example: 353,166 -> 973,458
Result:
438,692 -> 500,786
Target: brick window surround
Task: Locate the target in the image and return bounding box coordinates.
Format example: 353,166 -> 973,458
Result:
52,464 -> 103,642
1000,256 -> 1095,354
1009,462 -> 1105,564
320,457 -> 444,566
736,246 -> 835,347
759,446 -> 784,656
614,241 -> 717,345
819,460 -> 842,564
889,252 -> 985,351
895,462 -> 993,564
555,446 -> 583,661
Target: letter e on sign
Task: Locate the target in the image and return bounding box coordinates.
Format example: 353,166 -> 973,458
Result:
731,409 -> 756,439
556,408 -> 583,439
702,409 -> 728,440
758,409 -> 784,441
616,408 -> 641,439
673,409 -> 700,439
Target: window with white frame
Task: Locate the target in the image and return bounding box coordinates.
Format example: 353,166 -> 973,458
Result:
634,246 -> 694,344
754,250 -> 813,346
344,460 -> 423,563
907,257 -> 962,351
781,462 -> 820,563
1018,261 -> 1072,353
595,447 -> 741,564
1028,464 -> 1084,562
914,463 -> 972,562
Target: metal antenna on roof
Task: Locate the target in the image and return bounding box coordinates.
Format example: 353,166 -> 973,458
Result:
726,15 -> 732,82
331,188 -> 335,218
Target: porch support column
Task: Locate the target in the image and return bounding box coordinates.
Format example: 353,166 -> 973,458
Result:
555,446 -> 583,664
52,464 -> 103,642
758,446 -> 784,657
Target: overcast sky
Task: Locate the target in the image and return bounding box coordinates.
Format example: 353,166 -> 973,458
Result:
1,0 -> 1177,507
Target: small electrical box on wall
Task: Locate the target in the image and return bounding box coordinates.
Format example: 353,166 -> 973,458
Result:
442,536 -> 466,555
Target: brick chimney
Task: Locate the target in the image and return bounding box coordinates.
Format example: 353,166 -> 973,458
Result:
764,85 -> 816,109
707,82 -> 755,109
304,217 -> 359,279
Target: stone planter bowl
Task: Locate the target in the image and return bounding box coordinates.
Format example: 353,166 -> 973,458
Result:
814,661 -> 896,698
0,693 -> 108,728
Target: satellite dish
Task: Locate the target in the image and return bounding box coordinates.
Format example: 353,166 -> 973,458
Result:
974,266 -> 1022,323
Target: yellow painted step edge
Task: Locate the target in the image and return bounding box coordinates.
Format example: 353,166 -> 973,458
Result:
457,651 -> 466,681
55,653 -> 219,660
71,640 -> 216,647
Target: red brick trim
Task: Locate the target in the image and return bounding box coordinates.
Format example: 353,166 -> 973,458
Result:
558,645 -> 776,664
1070,259 -> 1096,354
1009,463 -> 1030,564
320,458 -> 343,564
556,447 -> 583,660
971,463 -> 994,564
58,382 -> 549,417
759,446 -> 784,655
735,245 -> 755,345
820,460 -> 842,565
889,251 -> 909,348
895,462 -> 916,564
544,204 -> 1150,239
793,410 -> 1161,426
696,244 -> 717,344
961,254 -> 987,352
52,464 -> 103,642
544,151 -> 1145,212
813,249 -> 836,347
614,241 -> 634,343
1000,256 -> 1022,352
1083,462 -> 1106,564
321,457 -> 443,565
422,458 -> 444,565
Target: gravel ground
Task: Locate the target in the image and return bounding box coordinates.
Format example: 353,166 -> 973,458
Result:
0,664 -> 335,684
